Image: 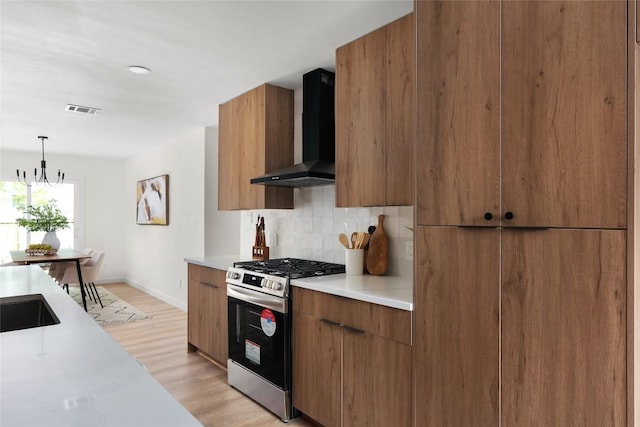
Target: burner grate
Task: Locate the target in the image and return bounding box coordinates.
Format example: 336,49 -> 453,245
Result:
234,258 -> 345,279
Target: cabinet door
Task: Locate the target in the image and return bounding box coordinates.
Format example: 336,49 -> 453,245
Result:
502,229 -> 626,425
336,26 -> 386,207
218,99 -> 240,211
205,268 -> 228,364
239,86 -> 264,210
385,13 -> 414,207
502,1 -> 627,228
292,310 -> 341,427
415,0 -> 500,226
414,226 -> 499,427
343,331 -> 412,427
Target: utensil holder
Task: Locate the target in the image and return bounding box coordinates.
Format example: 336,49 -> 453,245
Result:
252,246 -> 269,260
345,249 -> 364,276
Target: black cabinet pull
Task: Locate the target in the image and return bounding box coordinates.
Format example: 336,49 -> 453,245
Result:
342,324 -> 366,334
484,212 -> 493,221
320,318 -> 341,327
504,211 -> 514,220
199,281 -> 219,289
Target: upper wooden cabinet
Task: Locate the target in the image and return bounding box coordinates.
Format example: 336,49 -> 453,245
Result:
416,0 -> 627,229
218,84 -> 294,210
336,13 -> 414,207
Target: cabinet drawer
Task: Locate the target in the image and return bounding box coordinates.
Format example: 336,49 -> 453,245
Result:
188,264 -> 226,288
293,287 -> 411,345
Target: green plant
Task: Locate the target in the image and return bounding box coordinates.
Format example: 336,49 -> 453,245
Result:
16,200 -> 69,233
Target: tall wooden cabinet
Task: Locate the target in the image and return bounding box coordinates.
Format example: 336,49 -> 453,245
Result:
414,0 -> 632,425
335,13 -> 414,207
187,264 -> 228,365
218,83 -> 294,210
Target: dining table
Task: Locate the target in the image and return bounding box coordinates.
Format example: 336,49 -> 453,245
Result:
10,249 -> 92,311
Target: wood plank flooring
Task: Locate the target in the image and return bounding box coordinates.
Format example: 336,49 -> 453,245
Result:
101,283 -> 312,427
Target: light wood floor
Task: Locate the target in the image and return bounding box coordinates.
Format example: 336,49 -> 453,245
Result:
101,283 -> 313,427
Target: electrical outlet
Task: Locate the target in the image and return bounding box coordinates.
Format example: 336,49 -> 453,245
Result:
406,241 -> 414,260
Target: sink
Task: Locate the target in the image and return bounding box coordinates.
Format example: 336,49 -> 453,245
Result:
0,294 -> 60,333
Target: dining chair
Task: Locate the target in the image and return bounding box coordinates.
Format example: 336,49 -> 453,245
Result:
59,250 -> 105,308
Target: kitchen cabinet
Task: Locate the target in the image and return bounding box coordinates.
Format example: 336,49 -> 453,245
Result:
414,0 -> 632,425
292,287 -> 412,427
415,227 -> 626,426
335,13 -> 414,207
416,0 -> 627,229
187,264 -> 227,365
218,83 -> 294,210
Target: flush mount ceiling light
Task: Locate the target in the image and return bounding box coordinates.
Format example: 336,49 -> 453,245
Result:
16,136 -> 65,187
127,65 -> 152,75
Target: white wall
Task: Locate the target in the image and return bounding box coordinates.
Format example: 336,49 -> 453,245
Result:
123,129 -> 205,310
1,150 -> 128,281
204,126 -> 240,256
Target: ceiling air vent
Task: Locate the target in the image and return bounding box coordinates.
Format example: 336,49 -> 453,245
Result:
65,104 -> 101,115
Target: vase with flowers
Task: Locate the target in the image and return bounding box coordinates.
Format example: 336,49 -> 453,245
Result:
16,200 -> 70,250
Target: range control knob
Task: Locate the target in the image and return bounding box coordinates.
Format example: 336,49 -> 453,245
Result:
260,278 -> 267,287
232,272 -> 240,280
273,282 -> 283,291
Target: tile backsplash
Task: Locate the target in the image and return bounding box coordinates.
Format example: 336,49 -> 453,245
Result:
239,185 -> 414,279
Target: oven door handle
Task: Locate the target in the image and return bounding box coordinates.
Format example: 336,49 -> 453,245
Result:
227,283 -> 287,314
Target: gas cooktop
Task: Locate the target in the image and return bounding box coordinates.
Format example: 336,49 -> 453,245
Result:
233,258 -> 345,279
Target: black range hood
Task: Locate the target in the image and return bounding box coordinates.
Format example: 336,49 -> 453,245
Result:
251,68 -> 335,187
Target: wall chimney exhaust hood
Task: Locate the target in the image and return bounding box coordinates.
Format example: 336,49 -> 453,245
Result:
251,68 -> 335,187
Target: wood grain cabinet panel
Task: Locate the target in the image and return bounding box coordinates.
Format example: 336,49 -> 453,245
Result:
336,13 -> 414,207
292,310 -> 341,427
502,0 -> 627,229
292,287 -> 412,426
414,227 -> 500,427
187,264 -> 228,365
343,331 -> 412,427
502,229 -> 626,425
218,84 -> 294,210
415,0 -> 500,226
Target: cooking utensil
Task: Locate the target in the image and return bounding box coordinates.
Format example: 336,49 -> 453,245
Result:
351,232 -> 357,249
338,233 -> 351,249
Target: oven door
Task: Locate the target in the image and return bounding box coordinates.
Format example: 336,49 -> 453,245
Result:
227,283 -> 290,390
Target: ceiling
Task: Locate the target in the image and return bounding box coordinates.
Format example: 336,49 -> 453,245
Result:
1,0 -> 413,159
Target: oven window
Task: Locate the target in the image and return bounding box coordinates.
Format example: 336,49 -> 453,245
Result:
228,296 -> 290,389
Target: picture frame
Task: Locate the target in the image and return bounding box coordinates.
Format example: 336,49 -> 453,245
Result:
136,174 -> 169,225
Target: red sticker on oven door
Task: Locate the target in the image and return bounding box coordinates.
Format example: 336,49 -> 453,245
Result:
260,308 -> 277,337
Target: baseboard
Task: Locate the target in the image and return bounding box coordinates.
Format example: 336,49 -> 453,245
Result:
122,278 -> 187,312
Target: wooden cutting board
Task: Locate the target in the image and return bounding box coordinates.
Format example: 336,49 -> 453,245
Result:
366,215 -> 388,275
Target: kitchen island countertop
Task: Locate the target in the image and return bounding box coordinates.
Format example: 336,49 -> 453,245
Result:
0,265 -> 200,427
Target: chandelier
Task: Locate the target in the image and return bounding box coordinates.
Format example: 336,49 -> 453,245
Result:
16,136 -> 65,186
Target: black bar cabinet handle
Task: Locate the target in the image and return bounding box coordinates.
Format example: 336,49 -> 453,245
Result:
320,318 -> 342,327
342,325 -> 366,334
200,281 -> 219,289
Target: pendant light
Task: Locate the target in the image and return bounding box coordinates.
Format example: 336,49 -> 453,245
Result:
16,136 -> 65,186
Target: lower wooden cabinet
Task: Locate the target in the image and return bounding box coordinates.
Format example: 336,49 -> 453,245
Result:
414,227 -> 626,426
187,264 -> 227,365
292,287 -> 412,427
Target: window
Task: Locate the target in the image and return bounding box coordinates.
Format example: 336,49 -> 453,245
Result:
0,181 -> 76,264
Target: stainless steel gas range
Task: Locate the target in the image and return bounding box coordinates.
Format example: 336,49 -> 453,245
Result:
225,258 -> 345,422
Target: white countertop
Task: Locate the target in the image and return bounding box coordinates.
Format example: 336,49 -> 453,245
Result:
291,274 -> 413,311
184,255 -> 244,271
185,255 -> 413,311
0,265 -> 201,427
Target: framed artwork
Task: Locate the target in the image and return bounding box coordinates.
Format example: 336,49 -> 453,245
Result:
136,174 -> 169,225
